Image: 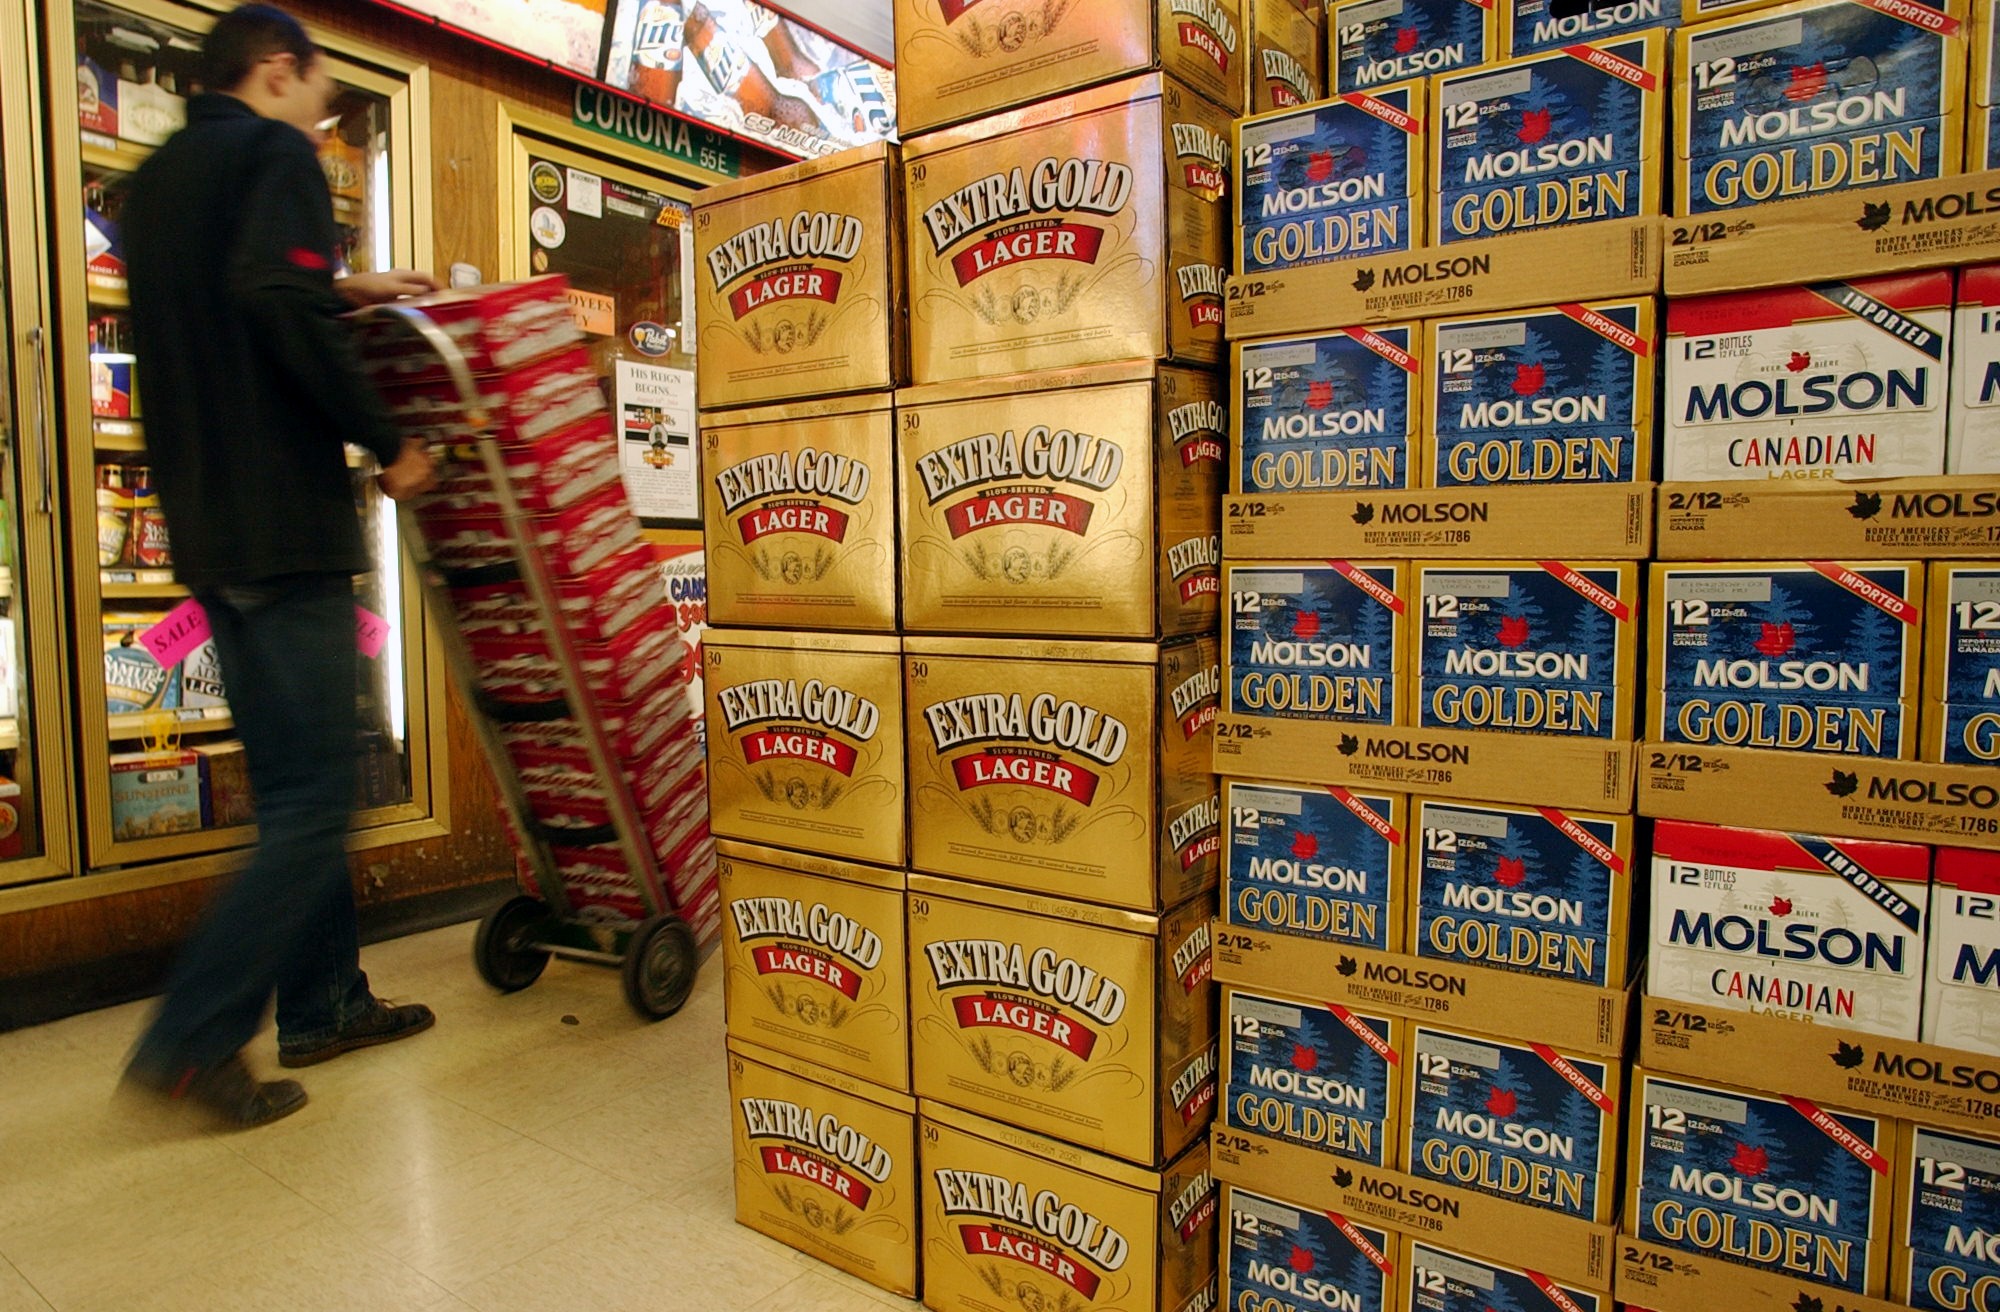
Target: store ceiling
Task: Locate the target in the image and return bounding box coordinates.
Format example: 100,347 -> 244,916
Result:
772,0 -> 893,64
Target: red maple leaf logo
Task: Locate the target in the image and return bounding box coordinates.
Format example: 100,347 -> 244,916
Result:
1512,363 -> 1545,396
1497,615 -> 1531,649
1307,379 -> 1336,410
1292,1044 -> 1319,1072
1495,857 -> 1527,888
1754,621 -> 1796,657
1786,62 -> 1827,101
1517,108 -> 1552,144
1770,897 -> 1793,917
1787,351 -> 1812,373
1293,611 -> 1321,640
1394,25 -> 1419,51
1291,830 -> 1320,861
1306,151 -> 1335,183
1290,1244 -> 1316,1274
1486,1087 -> 1518,1117
1731,1143 -> 1770,1177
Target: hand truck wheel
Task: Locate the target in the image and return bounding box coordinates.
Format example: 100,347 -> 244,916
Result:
622,914 -> 699,1020
474,895 -> 553,992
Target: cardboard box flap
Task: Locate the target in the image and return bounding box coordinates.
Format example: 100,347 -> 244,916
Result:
919,1098 -> 1175,1191
904,73 -> 1169,160
903,635 -> 1170,663
726,1036 -> 918,1114
699,391 -> 895,429
1616,1237 -> 1907,1312
1222,485 -> 1655,559
696,140 -> 897,208
1656,477 -> 2000,558
705,628 -> 903,656
908,872 -> 1168,935
896,358 -> 1164,408
715,839 -> 907,893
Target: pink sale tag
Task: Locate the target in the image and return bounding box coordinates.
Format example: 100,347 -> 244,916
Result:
355,605 -> 391,660
138,598 -> 212,669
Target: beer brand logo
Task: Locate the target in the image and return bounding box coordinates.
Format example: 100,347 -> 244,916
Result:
719,678 -> 881,776
1171,662 -> 1222,739
705,211 -> 865,319
1262,47 -> 1314,104
1171,121 -> 1231,195
731,896 -> 885,999
926,939 -> 1128,1059
1167,1165 -> 1218,1237
629,321 -> 673,356
1178,262 -> 1227,328
1171,794 -> 1223,871
1167,399 -> 1227,466
1169,535 -> 1222,604
717,449 -> 872,545
740,1097 -> 893,1208
915,426 -> 1124,539
924,693 -> 1129,803
934,1169 -> 1130,1293
920,159 -> 1134,285
1173,919 -> 1214,992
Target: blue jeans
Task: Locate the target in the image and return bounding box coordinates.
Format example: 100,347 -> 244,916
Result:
132,573 -> 372,1077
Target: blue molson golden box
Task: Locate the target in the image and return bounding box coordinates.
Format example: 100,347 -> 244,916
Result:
1972,0 -> 2000,168
1228,1185 -> 1403,1312
1405,1023 -> 1622,1222
1675,0 -> 1968,214
1223,777 -> 1409,949
1416,561 -> 1641,740
1628,1069 -> 1895,1296
1433,34 -> 1666,244
1234,325 -> 1424,494
1329,0 -> 1503,92
1411,797 -> 1636,988
1227,560 -> 1412,724
1238,85 -> 1428,274
1511,0 -> 1675,56
1425,300 -> 1657,487
1650,561 -> 1924,758
1928,562 -> 2000,764
1407,1242 -> 1610,1312
1226,985 -> 1405,1165
1895,1123 -> 2000,1309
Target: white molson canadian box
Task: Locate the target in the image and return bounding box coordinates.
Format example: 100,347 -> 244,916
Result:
728,1039 -> 919,1297
1627,1069 -> 1896,1296
1253,0 -> 1328,110
1648,820 -> 1932,1040
902,75 -> 1232,385
1327,0 -> 1503,93
1926,562 -> 2000,765
1235,325 -> 1425,493
908,879 -> 1219,1166
1227,1184 -> 1403,1312
1510,0 -> 1674,55
896,362 -> 1222,641
1223,777 -> 1410,951
1893,1121 -> 2000,1307
1924,847 -> 2000,1056
1236,87 -> 1428,274
1224,985 -> 1405,1166
1227,560 -> 1412,726
1407,1242 -> 1611,1312
1673,0 -> 1969,215
905,637 -> 1221,912
1663,273 -> 1953,481
1950,264 -> 2000,474
920,1101 -> 1221,1312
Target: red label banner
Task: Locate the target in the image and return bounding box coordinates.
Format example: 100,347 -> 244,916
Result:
728,266 -> 844,320
1559,44 -> 1658,90
952,750 -> 1100,803
1180,437 -> 1224,467
1557,302 -> 1650,356
1328,1213 -> 1395,1274
1784,1095 -> 1892,1175
1809,561 -> 1921,625
1537,561 -> 1632,622
953,993 -> 1099,1058
1328,786 -> 1403,845
938,0 -> 988,19
1531,1043 -> 1617,1115
1528,1270 -> 1589,1312
1179,833 -> 1222,870
1180,571 -> 1221,602
1178,1076 -> 1219,1126
1189,300 -> 1224,328
743,729 -> 859,776
760,1145 -> 873,1207
952,222 -> 1105,286
739,502 -> 851,545
751,944 -> 865,999
1179,20 -> 1230,69
1185,163 -> 1228,193
1855,0 -> 1960,35
944,490 -> 1095,539
1177,1190 -> 1218,1237
1536,806 -> 1626,874
1182,704 -> 1218,740
960,1226 -> 1102,1297
1329,1004 -> 1399,1064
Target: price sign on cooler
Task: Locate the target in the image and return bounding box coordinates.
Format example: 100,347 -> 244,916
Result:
355,605 -> 391,660
615,359 -> 697,522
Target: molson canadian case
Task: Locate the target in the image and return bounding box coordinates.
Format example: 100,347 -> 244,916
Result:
1648,819 -> 1932,1039
1510,0 -> 1675,56
1405,1023 -> 1622,1223
1674,0 -> 1968,215
1225,985 -> 1405,1166
1255,0 -> 1329,110
905,637 -> 1221,911
1411,797 -> 1637,988
892,0 -> 1247,137
1227,1184 -> 1403,1312
1328,0 -> 1504,93
1663,273 -> 1953,481
903,75 -> 1232,385
1649,561 -> 1924,758
728,1039 -> 918,1296
897,363 -> 1222,640
1223,777 -> 1410,950
1416,560 -> 1641,740
1425,299 -> 1657,487
1235,325 -> 1425,493
1237,87 -> 1428,274
920,1101 -> 1220,1312
719,840 -> 910,1091
1950,265 -> 2000,475
1407,1242 -> 1609,1312
908,877 -> 1220,1165
1927,563 -> 2000,764
693,142 -> 903,410
703,629 -> 906,867
1894,1122 -> 2000,1308
1923,847 -> 2000,1055
1228,560 -> 1412,727
701,393 -> 897,632
1628,1069 -> 1896,1296
1431,33 -> 1667,244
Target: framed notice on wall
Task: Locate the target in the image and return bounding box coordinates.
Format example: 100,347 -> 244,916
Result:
616,359 -> 699,522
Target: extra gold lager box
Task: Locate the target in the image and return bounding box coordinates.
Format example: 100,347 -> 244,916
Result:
1254,0 -> 1328,111
920,1100 -> 1221,1312
898,363 -> 1222,641
893,0 -> 1247,136
720,839 -> 911,1091
693,142 -> 904,410
903,75 -> 1233,385
728,1039 -> 919,1298
909,876 -> 1220,1165
906,637 -> 1222,911
701,394 -> 897,633
705,630 -> 906,868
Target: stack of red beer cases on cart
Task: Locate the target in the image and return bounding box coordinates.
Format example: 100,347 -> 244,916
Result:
357,277 -> 719,940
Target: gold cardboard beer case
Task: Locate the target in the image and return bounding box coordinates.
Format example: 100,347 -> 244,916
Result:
1254,0 -> 1328,111
719,839 -> 911,1091
910,876 -> 1220,1167
893,0 -> 1248,136
728,1038 -> 919,1297
694,142 -> 904,410
897,362 -> 1223,640
903,75 -> 1234,385
702,394 -> 898,632
705,629 -> 907,868
920,1100 -> 1221,1312
905,636 -> 1222,911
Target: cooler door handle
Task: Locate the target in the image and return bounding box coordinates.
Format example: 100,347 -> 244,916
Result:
26,326 -> 51,514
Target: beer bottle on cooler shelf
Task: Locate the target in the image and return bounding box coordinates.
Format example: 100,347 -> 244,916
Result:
628,1 -> 686,106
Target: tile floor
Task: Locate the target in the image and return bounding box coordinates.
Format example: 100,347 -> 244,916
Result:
0,922 -> 926,1312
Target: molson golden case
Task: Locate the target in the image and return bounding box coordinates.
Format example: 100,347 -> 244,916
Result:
701,394 -> 898,632
903,75 -> 1233,385
1223,778 -> 1411,950
920,1100 -> 1220,1312
897,363 -> 1222,640
1238,90 -> 1429,275
1893,1121 -> 2000,1308
1235,325 -> 1425,492
1973,0 -> 2000,168
905,637 -> 1222,911
1927,562 -> 2000,764
1511,0 -> 1674,55
704,630 -> 906,867
719,839 -> 911,1091
1224,985 -> 1406,1166
1329,0 -> 1505,92
1255,0 -> 1329,110
1227,1185 -> 1402,1312
694,142 -> 903,410
728,1039 -> 919,1297
1227,560 -> 1413,725
909,876 -> 1219,1166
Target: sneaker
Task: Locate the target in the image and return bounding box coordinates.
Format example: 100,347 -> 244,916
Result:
278,999 -> 435,1069
123,1056 -> 308,1130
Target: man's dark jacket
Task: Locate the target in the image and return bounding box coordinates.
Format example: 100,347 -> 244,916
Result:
124,93 -> 402,588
